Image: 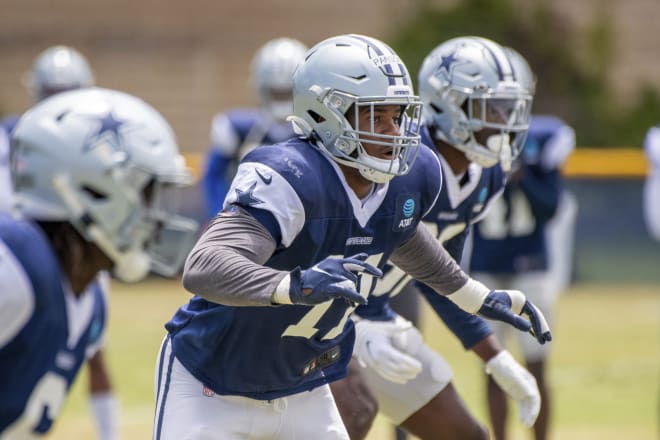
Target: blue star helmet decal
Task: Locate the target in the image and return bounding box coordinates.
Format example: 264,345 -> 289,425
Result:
81,111 -> 128,152
235,181 -> 263,206
437,52 -> 459,74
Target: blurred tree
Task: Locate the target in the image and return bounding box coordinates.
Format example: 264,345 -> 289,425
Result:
389,0 -> 660,147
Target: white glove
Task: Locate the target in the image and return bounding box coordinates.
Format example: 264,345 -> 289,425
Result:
353,315 -> 423,384
485,350 -> 541,428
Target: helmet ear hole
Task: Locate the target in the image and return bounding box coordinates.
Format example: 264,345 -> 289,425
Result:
335,138 -> 354,155
307,110 -> 325,123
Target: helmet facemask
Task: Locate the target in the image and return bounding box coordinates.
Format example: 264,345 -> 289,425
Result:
293,88 -> 423,184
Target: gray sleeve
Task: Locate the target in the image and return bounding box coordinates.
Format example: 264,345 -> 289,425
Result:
181,207 -> 289,306
390,223 -> 469,295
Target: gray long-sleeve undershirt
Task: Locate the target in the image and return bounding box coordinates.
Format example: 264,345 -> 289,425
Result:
182,208 -> 469,306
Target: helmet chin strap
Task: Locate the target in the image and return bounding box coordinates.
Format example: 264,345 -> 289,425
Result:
52,174 -> 151,283
357,152 -> 399,183
464,133 -> 511,169
86,228 -> 151,283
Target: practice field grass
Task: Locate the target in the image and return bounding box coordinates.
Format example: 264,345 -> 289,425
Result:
44,279 -> 658,440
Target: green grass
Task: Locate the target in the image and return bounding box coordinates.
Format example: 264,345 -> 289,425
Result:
45,280 -> 659,440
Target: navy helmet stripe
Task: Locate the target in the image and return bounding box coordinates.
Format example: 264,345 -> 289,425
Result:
350,34 -> 398,86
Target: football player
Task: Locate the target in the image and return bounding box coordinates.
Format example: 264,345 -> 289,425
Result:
0,46 -> 121,440
202,37 -> 308,219
156,34 -> 550,440
0,88 -> 198,438
330,37 -> 543,440
469,47 -> 576,440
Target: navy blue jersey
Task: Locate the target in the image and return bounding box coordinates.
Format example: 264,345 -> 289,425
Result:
203,109 -> 296,218
359,125 -> 505,348
166,138 -> 442,400
0,214 -> 106,436
470,115 -> 572,273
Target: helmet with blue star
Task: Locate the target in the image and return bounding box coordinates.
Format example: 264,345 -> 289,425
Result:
10,87 -> 199,282
418,36 -> 534,168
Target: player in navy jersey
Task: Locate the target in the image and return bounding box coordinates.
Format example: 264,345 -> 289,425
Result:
202,37 -> 308,219
329,37 -> 543,440
0,87 -> 198,438
157,34 -> 550,440
0,46 -> 122,440
469,46 -> 576,439
644,124 -> 660,241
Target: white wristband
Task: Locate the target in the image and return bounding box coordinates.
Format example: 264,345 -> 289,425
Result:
271,273 -> 293,305
447,278 -> 490,313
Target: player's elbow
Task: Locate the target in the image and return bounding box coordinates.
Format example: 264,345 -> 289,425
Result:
181,254 -> 207,296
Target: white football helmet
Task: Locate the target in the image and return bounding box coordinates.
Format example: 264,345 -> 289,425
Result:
505,46 -> 537,95
10,87 -> 199,283
289,34 -> 422,183
250,38 -> 308,122
418,36 -> 533,168
27,45 -> 95,103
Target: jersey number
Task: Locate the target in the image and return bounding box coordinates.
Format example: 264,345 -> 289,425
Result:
478,190 -> 535,239
2,372 -> 67,436
282,253 -> 382,340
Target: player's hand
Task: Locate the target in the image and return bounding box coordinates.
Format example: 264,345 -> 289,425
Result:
447,280 -> 551,344
486,350 -> 541,427
288,253 -> 382,306
353,315 -> 423,384
478,290 -> 552,344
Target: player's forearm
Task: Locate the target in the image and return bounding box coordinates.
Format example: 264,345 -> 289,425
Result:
417,283 -> 493,349
470,334 -> 503,363
182,210 -> 288,306
390,223 -> 468,295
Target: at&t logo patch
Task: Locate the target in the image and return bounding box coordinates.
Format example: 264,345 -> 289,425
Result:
393,194 -> 419,231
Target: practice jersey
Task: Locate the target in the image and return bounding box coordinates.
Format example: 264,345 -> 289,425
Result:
166,138 -> 442,400
358,124 -> 505,348
202,109 -> 296,218
470,115 -> 574,274
0,214 -> 107,436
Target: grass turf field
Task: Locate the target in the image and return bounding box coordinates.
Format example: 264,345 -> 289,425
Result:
44,279 -> 658,440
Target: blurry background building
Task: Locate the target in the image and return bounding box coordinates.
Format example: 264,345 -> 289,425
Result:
1,0 -> 659,282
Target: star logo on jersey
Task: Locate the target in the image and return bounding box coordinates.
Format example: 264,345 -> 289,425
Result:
255,168 -> 272,185
235,181 -> 263,206
81,111 -> 129,153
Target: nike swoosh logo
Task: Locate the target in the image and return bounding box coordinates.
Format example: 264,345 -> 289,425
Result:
255,168 -> 272,185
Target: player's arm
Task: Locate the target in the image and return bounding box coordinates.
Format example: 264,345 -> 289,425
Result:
390,223 -> 551,343
182,206 -> 287,306
182,206 -> 378,307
